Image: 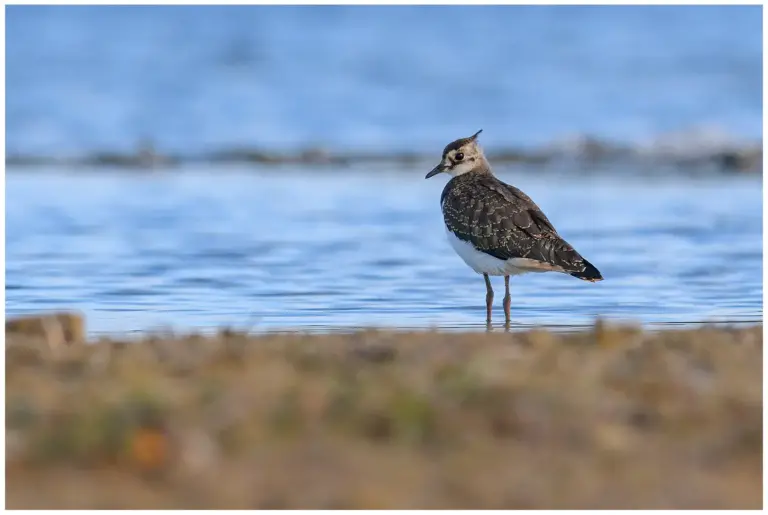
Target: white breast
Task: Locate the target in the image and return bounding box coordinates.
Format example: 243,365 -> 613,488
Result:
446,228 -> 531,277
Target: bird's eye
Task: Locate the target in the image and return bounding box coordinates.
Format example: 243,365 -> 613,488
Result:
455,152 -> 464,161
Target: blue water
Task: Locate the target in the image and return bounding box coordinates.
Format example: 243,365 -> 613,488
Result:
5,168 -> 762,334
6,5 -> 762,156
5,6 -> 763,334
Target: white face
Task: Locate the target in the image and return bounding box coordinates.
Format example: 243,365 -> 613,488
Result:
440,147 -> 478,176
425,132 -> 487,180
437,143 -> 485,177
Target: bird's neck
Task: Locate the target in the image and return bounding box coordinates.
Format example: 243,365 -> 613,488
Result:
466,157 -> 493,176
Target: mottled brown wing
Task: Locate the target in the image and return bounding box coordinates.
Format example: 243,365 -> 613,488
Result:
441,175 -> 587,271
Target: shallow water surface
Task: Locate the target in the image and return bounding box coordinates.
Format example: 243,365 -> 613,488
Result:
6,6 -> 761,156
5,167 -> 762,334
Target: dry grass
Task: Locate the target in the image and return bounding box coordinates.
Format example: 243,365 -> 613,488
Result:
6,311 -> 87,347
5,318 -> 763,509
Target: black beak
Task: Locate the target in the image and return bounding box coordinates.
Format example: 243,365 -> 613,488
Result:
425,165 -> 445,179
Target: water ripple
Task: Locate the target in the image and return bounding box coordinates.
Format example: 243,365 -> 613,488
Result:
5,170 -> 762,335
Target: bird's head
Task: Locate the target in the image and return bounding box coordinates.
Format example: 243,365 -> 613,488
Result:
426,129 -> 488,179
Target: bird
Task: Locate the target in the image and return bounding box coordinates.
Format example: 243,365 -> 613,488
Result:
425,130 -> 602,326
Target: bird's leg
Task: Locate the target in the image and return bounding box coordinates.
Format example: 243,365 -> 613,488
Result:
484,273 -> 494,324
503,275 -> 511,325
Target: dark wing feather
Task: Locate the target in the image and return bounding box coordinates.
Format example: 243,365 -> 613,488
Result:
441,174 -> 592,274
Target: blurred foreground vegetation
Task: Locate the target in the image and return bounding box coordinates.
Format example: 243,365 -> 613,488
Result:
5,314 -> 762,508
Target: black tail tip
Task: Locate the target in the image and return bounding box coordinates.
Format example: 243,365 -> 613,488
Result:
571,260 -> 603,282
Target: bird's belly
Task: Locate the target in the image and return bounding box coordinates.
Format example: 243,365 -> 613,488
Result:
446,229 -> 530,277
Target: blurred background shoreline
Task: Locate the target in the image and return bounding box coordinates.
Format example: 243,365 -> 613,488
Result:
5,131 -> 763,174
